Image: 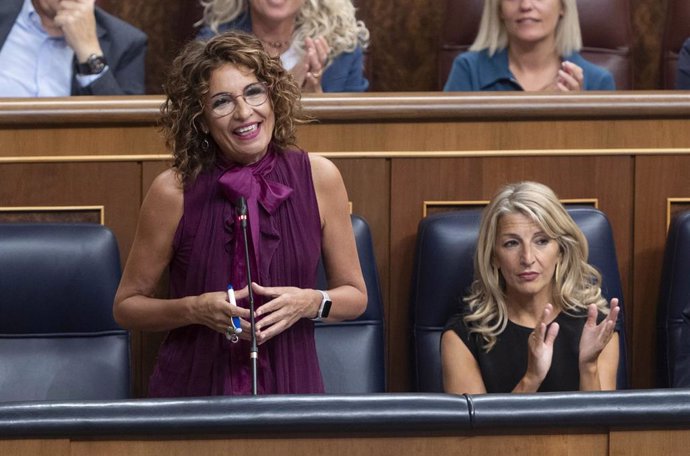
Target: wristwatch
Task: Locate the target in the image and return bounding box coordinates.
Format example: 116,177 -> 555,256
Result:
311,290 -> 332,321
77,54 -> 108,75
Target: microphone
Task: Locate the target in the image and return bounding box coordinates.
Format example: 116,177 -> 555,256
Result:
237,196 -> 259,395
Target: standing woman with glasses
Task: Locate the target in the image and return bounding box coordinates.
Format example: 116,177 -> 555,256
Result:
113,31 -> 367,397
196,0 -> 369,92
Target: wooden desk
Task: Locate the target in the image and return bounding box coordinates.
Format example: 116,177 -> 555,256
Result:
1,391 -> 690,456
1,92 -> 689,393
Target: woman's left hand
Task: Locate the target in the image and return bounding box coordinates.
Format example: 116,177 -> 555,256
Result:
579,299 -> 620,367
251,282 -> 321,344
556,61 -> 584,92
301,36 -> 330,93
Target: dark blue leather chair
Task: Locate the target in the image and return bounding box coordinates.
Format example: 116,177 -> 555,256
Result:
0,223 -> 130,401
411,207 -> 627,392
315,215 -> 385,393
657,210 -> 690,387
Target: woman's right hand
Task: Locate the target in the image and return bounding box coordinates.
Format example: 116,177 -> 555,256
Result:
556,61 -> 584,92
193,288 -> 252,340
290,36 -> 329,93
519,303 -> 560,391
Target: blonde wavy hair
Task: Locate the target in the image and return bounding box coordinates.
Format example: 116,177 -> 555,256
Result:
470,0 -> 582,57
464,181 -> 608,351
160,31 -> 307,184
199,0 -> 369,67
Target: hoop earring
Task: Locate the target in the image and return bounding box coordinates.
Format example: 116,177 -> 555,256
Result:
201,137 -> 210,151
555,261 -> 561,282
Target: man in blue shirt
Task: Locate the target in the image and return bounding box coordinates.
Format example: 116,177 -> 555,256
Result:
0,0 -> 147,96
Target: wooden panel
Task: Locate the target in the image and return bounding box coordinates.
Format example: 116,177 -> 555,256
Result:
633,155 -> 690,388
0,440 -> 70,456
610,428 -> 690,455
0,126 -> 164,157
14,428 -> 690,456
0,162 -> 141,265
299,118 -> 690,153
70,433 -> 607,456
389,155 -> 633,391
329,157 -> 390,304
0,207 -> 102,223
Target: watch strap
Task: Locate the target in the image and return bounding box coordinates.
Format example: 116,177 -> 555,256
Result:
77,54 -> 108,75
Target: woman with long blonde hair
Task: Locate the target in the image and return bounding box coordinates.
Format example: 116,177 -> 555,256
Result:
442,182 -> 620,393
197,0 -> 369,92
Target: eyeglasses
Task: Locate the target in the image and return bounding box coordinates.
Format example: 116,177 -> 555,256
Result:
208,82 -> 269,117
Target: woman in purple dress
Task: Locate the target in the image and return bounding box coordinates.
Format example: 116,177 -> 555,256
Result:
113,31 -> 367,396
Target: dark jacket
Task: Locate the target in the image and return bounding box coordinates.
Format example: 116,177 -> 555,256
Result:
0,0 -> 147,95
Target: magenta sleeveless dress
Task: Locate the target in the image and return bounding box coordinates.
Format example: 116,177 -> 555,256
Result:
148,144 -> 325,396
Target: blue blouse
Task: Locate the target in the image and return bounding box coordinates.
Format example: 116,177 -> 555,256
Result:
197,12 -> 368,92
444,48 -> 615,92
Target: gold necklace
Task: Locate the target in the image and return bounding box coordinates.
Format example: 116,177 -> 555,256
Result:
257,36 -> 291,53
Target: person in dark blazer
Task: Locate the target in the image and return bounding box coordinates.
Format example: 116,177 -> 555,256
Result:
0,0 -> 147,96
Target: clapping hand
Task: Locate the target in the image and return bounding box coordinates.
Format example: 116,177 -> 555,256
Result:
556,60 -> 584,92
579,299 -> 620,367
291,36 -> 330,93
523,303 -> 561,388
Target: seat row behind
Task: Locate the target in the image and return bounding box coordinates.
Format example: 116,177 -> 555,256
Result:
1,207 -> 689,400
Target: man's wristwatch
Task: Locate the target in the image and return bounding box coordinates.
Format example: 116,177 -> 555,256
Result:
311,290 -> 332,321
77,54 -> 108,75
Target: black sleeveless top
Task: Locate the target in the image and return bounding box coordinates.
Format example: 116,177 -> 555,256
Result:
445,309 -> 610,393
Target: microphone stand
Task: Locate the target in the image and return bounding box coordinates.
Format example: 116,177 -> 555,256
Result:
238,196 -> 259,395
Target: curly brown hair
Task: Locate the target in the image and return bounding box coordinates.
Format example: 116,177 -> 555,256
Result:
160,31 -> 307,183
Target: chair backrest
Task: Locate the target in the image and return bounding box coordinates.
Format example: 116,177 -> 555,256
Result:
577,0 -> 633,89
438,0 -> 633,89
411,207 -> 627,392
315,215 -> 385,393
437,0 -> 483,89
659,0 -> 690,89
657,211 -> 690,387
0,224 -> 130,401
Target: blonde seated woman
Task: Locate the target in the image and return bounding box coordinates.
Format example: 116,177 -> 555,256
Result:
443,0 -> 615,91
441,182 -> 620,394
197,0 -> 369,93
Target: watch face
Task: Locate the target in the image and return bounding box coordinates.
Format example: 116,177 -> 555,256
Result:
321,298 -> 332,319
88,55 -> 107,74
78,54 -> 107,75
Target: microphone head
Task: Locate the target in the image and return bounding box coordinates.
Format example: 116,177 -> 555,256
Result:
237,196 -> 248,215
